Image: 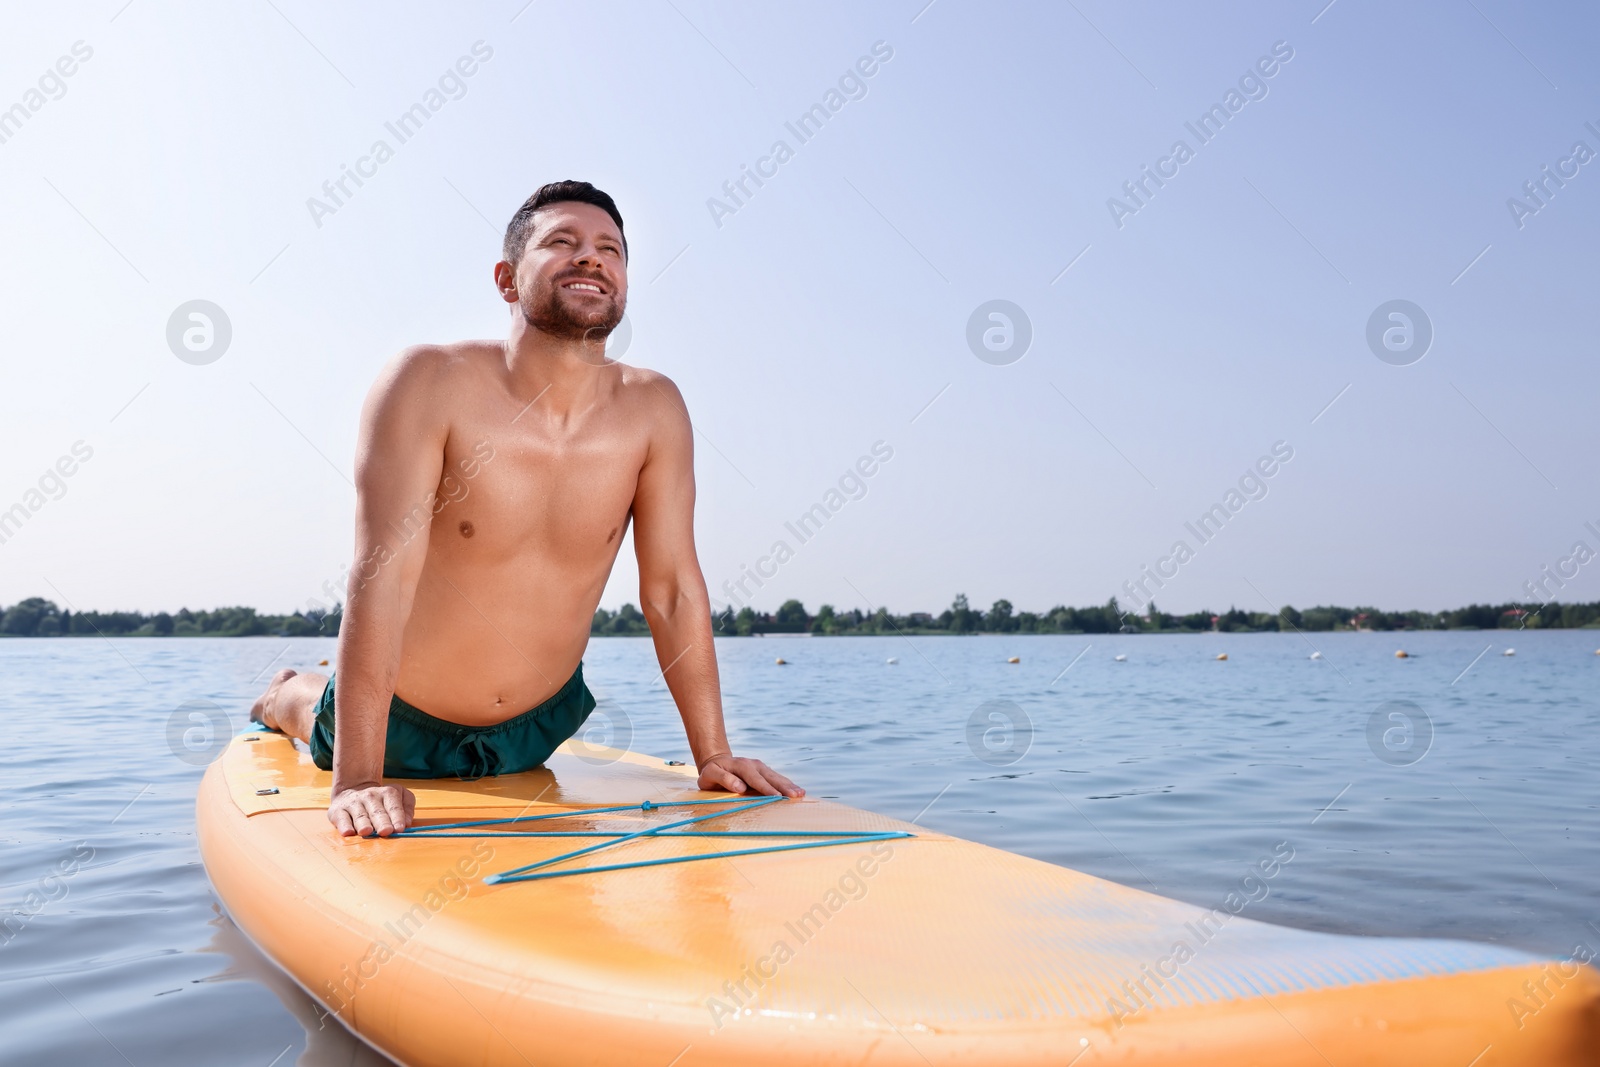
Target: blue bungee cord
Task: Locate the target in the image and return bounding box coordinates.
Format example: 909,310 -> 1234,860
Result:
391,794 -> 913,885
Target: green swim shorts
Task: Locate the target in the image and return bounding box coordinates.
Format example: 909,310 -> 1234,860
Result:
308,665 -> 596,780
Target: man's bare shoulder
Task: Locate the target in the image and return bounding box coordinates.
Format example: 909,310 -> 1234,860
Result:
368,341 -> 504,408
381,341 -> 502,386
612,362 -> 687,417
360,343 -> 505,440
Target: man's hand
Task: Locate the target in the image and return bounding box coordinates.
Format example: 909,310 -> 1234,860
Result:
328,783 -> 416,837
697,754 -> 805,799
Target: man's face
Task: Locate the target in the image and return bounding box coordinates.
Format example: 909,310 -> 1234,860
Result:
509,202 -> 627,345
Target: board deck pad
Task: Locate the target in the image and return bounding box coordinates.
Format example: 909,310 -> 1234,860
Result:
199,731 -> 1600,1066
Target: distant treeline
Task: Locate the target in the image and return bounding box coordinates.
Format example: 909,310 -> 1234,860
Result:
703,595 -> 1600,636
0,598 -> 340,638
6,593 -> 1593,639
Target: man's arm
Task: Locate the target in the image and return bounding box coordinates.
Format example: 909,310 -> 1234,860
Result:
632,377 -> 803,798
329,347 -> 451,836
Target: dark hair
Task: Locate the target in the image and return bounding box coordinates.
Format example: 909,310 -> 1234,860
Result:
502,180 -> 627,265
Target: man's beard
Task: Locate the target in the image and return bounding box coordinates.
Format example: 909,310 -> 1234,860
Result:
520,277 -> 623,346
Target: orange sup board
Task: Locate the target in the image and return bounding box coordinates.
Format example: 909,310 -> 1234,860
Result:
197,729 -> 1600,1065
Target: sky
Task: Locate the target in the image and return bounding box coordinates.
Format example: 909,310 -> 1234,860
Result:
1,0 -> 1598,619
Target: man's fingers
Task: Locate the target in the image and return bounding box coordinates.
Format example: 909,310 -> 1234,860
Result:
329,786 -> 419,838
702,766 -> 746,793
366,802 -> 396,838
699,758 -> 804,799
761,765 -> 805,799
731,758 -> 802,798
382,791 -> 410,833
739,764 -> 779,797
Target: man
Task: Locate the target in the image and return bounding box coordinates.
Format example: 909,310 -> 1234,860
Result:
251,180 -> 802,838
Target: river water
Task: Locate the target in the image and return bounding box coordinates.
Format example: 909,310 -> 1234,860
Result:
2,631 -> 1596,1064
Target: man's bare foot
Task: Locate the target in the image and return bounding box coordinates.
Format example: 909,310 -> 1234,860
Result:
250,669 -> 327,743
250,669 -> 299,731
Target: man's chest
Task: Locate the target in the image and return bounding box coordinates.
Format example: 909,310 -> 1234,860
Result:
434,421 -> 646,560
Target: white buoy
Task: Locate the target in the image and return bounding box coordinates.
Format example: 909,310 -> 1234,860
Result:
774,657 -> 787,665
1502,648 -> 1515,656
886,657 -> 899,665
1215,653 -> 1228,661
1309,651 -> 1322,660
1113,654 -> 1127,662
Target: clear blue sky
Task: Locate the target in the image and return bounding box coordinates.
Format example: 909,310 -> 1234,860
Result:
2,0 -> 1597,617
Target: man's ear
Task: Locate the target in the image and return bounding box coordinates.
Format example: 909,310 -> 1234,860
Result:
493,261 -> 519,304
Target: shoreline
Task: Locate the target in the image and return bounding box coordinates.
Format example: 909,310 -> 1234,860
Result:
5,627 -> 1597,639
4,594 -> 1598,639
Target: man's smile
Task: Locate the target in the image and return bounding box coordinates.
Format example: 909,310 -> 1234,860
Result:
561,279 -> 607,295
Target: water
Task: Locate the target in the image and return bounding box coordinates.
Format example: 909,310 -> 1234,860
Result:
2,631 -> 1596,1065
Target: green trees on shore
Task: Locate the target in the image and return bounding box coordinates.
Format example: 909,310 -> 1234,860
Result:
589,603 -> 649,636
706,596 -> 1600,636
0,597 -> 340,638
1,593 -> 1596,638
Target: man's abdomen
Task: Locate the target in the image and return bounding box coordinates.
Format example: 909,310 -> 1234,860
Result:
393,555 -> 614,726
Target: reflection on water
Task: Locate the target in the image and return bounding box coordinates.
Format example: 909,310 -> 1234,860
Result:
1,632 -> 1595,1064
198,907 -> 391,1067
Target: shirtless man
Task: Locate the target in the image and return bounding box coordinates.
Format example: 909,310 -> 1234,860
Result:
250,180 -> 802,838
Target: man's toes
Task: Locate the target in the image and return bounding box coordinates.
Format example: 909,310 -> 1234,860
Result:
250,669 -> 300,728
249,693 -> 271,725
